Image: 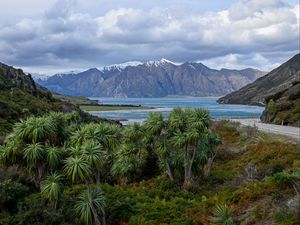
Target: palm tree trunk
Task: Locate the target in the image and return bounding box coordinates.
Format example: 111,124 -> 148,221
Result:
187,146 -> 197,183
101,207 -> 106,225
203,158 -> 213,178
166,161 -> 174,181
184,145 -> 190,187
85,180 -> 101,225
96,169 -> 101,186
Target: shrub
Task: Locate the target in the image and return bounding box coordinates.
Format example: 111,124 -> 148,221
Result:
210,204 -> 234,225
272,170 -> 300,187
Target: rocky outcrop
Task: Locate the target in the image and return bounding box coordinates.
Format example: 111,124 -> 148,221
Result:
35,59 -> 264,97
218,53 -> 300,106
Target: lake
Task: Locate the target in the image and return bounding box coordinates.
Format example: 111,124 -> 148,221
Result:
89,97 -> 264,124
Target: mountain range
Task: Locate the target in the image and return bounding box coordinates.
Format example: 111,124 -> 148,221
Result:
34,59 -> 265,97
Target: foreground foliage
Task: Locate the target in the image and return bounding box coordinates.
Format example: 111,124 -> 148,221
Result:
0,115 -> 299,224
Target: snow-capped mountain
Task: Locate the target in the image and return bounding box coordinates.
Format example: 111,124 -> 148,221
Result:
29,73 -> 52,81
34,59 -> 266,97
101,61 -> 143,72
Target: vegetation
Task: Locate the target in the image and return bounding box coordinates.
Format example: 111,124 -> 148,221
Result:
0,111 -> 299,224
0,63 -> 116,136
79,105 -> 154,111
262,82 -> 300,126
52,94 -> 100,106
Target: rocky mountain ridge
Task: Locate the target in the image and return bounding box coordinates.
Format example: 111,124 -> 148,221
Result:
218,53 -> 300,106
34,59 -> 265,97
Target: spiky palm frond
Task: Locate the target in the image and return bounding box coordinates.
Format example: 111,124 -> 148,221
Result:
69,146 -> 84,157
46,146 -> 61,168
41,172 -> 63,202
168,107 -> 186,131
211,204 -> 234,225
144,112 -> 165,134
123,123 -> 144,143
94,123 -> 120,150
82,141 -> 104,169
26,116 -> 56,143
24,143 -> 44,167
64,156 -> 91,183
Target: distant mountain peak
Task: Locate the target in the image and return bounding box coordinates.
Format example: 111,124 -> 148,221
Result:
144,58 -> 181,67
101,61 -> 143,72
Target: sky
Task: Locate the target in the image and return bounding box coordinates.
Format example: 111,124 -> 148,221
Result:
0,0 -> 299,74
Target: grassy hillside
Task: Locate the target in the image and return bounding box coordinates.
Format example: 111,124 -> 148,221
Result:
52,93 -> 99,105
0,63 -> 114,135
0,63 -> 76,134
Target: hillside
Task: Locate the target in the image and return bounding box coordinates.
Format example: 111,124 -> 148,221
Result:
0,62 -> 103,135
218,53 -> 300,106
260,80 -> 300,126
35,59 -> 265,97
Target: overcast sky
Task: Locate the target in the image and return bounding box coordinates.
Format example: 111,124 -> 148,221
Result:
0,0 -> 299,74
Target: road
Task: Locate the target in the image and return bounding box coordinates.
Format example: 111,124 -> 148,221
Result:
230,118 -> 300,140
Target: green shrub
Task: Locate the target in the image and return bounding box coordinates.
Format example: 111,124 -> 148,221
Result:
272,170 -> 300,187
0,179 -> 29,213
273,210 -> 299,225
211,204 -> 234,225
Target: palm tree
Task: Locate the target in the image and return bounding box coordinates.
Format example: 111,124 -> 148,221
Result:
144,112 -> 165,136
111,142 -> 146,182
94,123 -> 120,151
41,172 -> 63,208
201,130 -> 220,178
75,188 -> 105,225
71,128 -> 88,147
82,141 -> 104,185
63,156 -> 103,225
46,146 -> 61,169
144,112 -> 174,181
47,112 -> 70,145
63,156 -> 91,183
23,143 -> 46,184
168,108 -> 213,188
123,123 -> 145,157
24,143 -> 44,168
19,116 -> 55,144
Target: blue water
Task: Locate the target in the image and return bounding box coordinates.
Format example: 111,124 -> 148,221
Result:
89,97 -> 264,124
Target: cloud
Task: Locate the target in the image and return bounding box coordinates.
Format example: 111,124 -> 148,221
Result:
0,0 -> 298,73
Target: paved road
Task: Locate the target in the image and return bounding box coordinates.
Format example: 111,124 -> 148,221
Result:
230,118 -> 300,140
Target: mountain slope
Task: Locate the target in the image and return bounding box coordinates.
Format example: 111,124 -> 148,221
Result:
260,80 -> 300,125
218,53 -> 300,106
35,59 -> 265,97
0,63 -> 102,135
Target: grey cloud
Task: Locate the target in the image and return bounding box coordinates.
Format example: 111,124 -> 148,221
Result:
0,0 -> 298,72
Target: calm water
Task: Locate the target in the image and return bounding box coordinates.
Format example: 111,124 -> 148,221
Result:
89,97 -> 264,124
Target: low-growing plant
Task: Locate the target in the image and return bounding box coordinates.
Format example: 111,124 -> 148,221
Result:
211,204 -> 234,225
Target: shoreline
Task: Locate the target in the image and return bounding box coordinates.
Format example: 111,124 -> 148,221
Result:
80,104 -> 157,112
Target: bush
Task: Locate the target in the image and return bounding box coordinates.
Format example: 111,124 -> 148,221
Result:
0,179 -> 29,213
272,171 -> 300,187
210,204 -> 234,225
